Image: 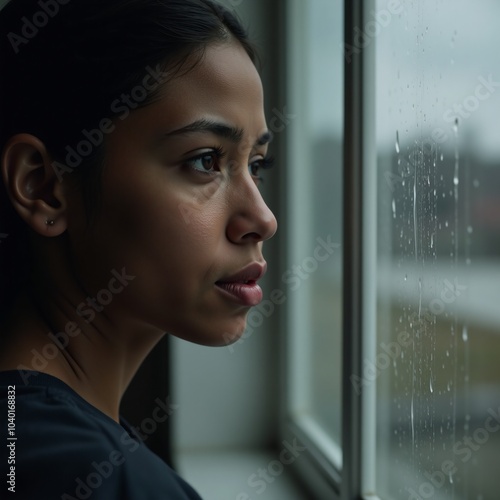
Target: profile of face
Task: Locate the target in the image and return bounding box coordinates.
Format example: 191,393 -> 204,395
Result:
63,40 -> 278,347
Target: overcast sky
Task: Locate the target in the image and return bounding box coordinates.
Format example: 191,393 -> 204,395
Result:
308,0 -> 500,160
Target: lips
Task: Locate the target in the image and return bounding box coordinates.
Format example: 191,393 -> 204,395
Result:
215,262 -> 267,306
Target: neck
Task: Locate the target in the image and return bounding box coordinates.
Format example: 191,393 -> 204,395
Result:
0,284 -> 165,422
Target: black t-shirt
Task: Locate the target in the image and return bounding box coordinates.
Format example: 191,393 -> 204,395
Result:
0,370 -> 203,500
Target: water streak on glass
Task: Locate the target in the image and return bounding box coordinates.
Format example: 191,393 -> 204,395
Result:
374,0 -> 500,498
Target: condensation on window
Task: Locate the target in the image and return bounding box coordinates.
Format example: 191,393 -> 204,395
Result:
375,1 -> 500,499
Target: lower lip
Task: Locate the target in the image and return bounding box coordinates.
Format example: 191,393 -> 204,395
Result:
215,282 -> 263,306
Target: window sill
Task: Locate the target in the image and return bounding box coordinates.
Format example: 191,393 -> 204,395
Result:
175,448 -> 311,500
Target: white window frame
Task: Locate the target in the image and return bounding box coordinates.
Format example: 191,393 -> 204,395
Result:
280,1 -> 379,499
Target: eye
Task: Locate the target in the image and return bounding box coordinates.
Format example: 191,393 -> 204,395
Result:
249,155 -> 276,184
183,146 -> 226,175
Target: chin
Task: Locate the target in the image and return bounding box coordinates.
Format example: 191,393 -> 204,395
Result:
173,317 -> 249,348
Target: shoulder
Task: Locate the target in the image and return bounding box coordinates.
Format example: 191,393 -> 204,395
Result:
0,373 -> 203,499
1,377 -> 127,498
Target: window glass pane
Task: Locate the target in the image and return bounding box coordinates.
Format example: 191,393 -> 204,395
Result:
287,0 -> 343,458
375,1 -> 500,498
306,0 -> 343,445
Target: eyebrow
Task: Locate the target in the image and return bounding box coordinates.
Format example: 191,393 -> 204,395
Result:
163,118 -> 273,148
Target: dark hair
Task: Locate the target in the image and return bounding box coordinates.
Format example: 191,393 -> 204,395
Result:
0,0 -> 257,321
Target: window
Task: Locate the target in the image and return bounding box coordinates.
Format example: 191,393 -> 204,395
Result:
283,1 -> 500,499
283,0 -> 344,474
374,1 -> 500,499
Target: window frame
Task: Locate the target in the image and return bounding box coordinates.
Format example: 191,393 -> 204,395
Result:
280,1 -> 378,499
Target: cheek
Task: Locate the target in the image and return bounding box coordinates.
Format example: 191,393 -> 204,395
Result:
110,200 -> 231,332
81,158 -> 232,308
101,183 -> 227,286
136,188 -> 226,252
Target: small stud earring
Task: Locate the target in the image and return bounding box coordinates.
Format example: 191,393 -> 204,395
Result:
45,219 -> 55,226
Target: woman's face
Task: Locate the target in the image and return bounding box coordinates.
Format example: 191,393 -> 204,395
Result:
67,41 -> 277,346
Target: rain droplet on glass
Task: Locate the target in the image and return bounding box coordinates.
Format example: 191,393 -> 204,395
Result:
462,326 -> 468,342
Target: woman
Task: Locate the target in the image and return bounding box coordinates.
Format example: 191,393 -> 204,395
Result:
0,0 -> 277,498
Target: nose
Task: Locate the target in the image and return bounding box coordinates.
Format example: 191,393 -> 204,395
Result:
226,176 -> 278,244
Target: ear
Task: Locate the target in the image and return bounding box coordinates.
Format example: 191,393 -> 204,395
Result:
1,133 -> 68,236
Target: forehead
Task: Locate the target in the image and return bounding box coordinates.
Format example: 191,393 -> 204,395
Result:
156,41 -> 266,131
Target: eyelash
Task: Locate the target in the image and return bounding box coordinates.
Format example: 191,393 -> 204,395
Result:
249,155 -> 276,184
183,146 -> 275,184
183,145 -> 226,175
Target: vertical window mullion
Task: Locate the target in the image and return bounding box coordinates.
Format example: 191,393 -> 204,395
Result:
342,0 -> 377,498
342,0 -> 364,494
